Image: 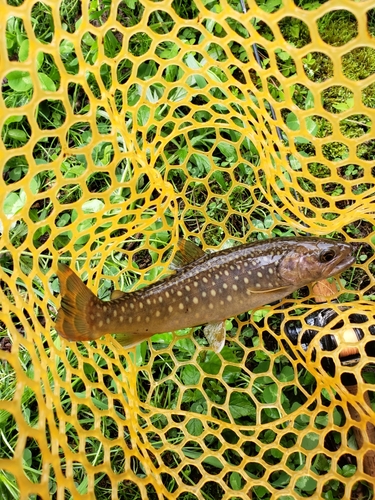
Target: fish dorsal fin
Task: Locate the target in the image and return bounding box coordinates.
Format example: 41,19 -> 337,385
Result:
169,238 -> 205,271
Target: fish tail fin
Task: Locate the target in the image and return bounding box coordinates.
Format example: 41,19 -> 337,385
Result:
55,263 -> 100,342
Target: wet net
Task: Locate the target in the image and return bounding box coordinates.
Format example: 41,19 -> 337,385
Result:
1,0 -> 375,498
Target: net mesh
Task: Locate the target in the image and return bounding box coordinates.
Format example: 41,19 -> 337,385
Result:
1,0 -> 375,498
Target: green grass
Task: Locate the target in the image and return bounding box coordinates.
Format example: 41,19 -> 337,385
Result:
1,0 -> 375,499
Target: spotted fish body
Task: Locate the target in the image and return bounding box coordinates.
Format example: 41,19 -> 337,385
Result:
55,237 -> 354,352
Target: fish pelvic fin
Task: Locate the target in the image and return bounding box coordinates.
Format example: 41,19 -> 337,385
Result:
204,321 -> 226,353
55,263 -> 100,342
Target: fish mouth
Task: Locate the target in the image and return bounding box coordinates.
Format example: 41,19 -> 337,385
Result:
328,245 -> 355,274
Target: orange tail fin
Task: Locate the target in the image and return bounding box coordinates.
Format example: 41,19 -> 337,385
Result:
55,263 -> 100,342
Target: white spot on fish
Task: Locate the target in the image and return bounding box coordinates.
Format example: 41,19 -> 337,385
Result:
168,305 -> 173,313
220,300 -> 224,305
113,310 -> 117,318
145,316 -> 150,323
129,303 -> 134,310
224,270 -> 229,276
232,284 -> 238,291
215,274 -> 220,280
202,291 -> 207,298
193,297 -> 199,304
255,283 -> 261,288
244,277 -> 249,284
268,268 -> 274,274
179,303 -> 184,310
103,306 -> 107,313
209,303 -> 214,309
211,290 -> 216,297
146,299 -> 151,305
139,303 -> 143,309
230,265 -> 235,271
96,312 -> 101,318
122,306 -> 126,312
257,272 -> 262,278
234,275 -> 239,281
165,292 -> 170,299
136,316 -> 141,322
185,285 -> 191,292
99,320 -> 103,327
194,281 -> 199,287
90,314 -> 95,321
227,295 -> 232,302
156,311 -> 161,317
106,318 -> 110,324
223,283 -> 228,289
177,290 -> 183,297
158,297 -> 163,303
202,277 -> 208,284
128,317 -> 132,324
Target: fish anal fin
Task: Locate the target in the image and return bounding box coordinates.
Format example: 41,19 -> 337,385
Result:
204,321 -> 226,353
170,238 -> 206,270
113,332 -> 149,349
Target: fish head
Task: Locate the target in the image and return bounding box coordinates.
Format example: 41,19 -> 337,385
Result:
278,238 -> 355,285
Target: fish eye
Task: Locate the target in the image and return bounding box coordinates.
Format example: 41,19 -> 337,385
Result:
319,250 -> 336,263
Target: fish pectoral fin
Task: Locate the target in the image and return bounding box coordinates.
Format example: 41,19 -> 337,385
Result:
204,321 -> 226,353
110,290 -> 127,300
170,238 -> 206,270
248,285 -> 290,293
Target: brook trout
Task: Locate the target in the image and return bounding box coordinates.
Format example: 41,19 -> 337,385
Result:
55,237 -> 354,352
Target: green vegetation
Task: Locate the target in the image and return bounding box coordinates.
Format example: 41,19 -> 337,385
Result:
1,0 -> 375,499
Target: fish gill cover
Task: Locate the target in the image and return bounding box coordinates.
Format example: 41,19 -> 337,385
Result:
0,0 -> 375,498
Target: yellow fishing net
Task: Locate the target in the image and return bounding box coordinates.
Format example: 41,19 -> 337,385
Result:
1,0 -> 375,498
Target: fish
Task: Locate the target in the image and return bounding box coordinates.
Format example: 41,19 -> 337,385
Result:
55,237 -> 355,352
